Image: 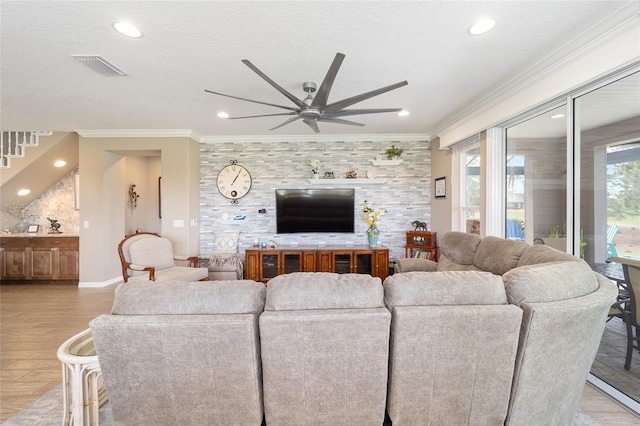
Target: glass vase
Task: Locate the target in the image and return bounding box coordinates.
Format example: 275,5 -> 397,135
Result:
367,227 -> 379,248
15,220 -> 28,233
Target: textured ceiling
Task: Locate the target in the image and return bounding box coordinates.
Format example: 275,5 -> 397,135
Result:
1,1 -> 637,137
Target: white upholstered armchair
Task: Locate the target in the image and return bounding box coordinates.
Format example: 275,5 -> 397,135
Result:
117,232 -> 209,282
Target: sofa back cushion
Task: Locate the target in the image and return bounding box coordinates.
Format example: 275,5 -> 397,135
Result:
473,236 -> 529,276
384,271 -> 508,306
517,244 -> 583,267
111,280 -> 265,315
212,231 -> 240,254
438,232 -> 482,265
265,272 -> 383,311
128,237 -> 175,274
503,261 -> 598,306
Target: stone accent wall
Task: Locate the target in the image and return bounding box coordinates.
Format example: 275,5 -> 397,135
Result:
22,168 -> 80,235
199,138 -> 432,260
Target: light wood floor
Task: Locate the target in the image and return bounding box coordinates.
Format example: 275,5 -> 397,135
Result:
1,282 -> 640,424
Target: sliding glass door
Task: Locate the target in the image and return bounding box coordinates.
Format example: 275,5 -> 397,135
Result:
504,105 -> 568,246
576,71 -> 640,404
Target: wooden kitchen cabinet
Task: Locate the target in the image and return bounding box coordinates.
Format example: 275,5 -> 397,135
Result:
0,236 -> 79,282
245,245 -> 389,283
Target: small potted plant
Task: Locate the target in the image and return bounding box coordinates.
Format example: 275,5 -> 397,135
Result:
385,145 -> 404,160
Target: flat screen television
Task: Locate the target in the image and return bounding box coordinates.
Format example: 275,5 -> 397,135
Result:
275,189 -> 355,233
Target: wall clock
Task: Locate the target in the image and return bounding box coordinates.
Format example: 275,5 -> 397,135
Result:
217,160 -> 252,204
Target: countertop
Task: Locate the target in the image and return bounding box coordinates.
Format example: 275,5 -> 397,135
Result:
1,233 -> 79,238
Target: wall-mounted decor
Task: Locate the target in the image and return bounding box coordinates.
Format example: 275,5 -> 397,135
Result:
158,177 -> 162,218
128,184 -> 139,212
435,177 -> 446,198
217,160 -> 252,204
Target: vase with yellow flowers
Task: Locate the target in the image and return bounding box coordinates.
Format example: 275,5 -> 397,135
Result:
361,200 -> 387,248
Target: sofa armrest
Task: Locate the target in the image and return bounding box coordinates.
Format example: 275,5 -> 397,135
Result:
128,264 -> 156,281
394,258 -> 437,273
173,255 -> 200,267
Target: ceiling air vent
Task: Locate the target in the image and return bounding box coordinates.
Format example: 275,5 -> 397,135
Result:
71,55 -> 127,76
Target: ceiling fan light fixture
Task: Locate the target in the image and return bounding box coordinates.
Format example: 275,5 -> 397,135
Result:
468,18 -> 495,35
397,110 -> 410,117
113,22 -> 143,38
217,112 -> 230,119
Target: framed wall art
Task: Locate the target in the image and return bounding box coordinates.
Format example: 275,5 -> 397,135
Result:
435,177 -> 446,198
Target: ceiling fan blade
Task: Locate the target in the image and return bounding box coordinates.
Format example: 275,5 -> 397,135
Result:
317,117 -> 365,127
303,119 -> 320,133
325,81 -> 408,114
327,108 -> 403,117
228,112 -> 297,120
270,116 -> 302,131
242,59 -> 308,109
205,89 -> 298,112
311,53 -> 345,109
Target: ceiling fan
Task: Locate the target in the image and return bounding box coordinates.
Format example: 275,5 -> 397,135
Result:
205,53 -> 408,133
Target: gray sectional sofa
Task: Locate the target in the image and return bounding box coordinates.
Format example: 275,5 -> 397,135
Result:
392,231 -> 617,425
90,233 -> 617,425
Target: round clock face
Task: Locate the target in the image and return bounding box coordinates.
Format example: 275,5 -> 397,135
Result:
217,164 -> 252,200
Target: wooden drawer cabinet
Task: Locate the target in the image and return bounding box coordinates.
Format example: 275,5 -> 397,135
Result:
245,246 -> 389,283
0,237 -> 79,282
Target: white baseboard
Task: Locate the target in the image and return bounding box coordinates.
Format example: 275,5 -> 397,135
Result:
78,276 -> 122,288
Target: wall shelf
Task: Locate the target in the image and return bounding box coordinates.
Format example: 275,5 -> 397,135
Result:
370,159 -> 403,166
307,178 -> 387,185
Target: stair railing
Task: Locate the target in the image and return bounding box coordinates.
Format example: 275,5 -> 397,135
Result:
1,131 -> 52,169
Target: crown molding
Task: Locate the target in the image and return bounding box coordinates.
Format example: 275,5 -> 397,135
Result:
74,129 -> 430,143
76,129 -> 202,140
199,133 -> 431,144
430,3 -> 640,142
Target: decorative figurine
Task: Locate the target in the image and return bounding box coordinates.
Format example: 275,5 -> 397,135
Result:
411,220 -> 428,231
47,217 -> 62,233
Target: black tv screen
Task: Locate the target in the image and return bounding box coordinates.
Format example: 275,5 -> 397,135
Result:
276,189 -> 355,233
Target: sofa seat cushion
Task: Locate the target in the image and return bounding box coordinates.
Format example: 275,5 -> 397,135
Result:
128,237 -> 175,276
473,236 -> 529,276
112,280 -> 265,315
384,271 -> 508,306
436,256 -> 480,272
503,261 -> 598,306
265,272 -> 384,311
127,266 -> 209,282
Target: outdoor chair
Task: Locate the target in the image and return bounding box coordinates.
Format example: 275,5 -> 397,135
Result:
607,256 -> 640,370
607,224 -> 619,258
117,232 -> 209,282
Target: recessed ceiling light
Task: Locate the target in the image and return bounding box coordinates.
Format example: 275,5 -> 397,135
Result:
397,110 -> 410,117
217,112 -> 230,119
551,113 -> 565,119
468,18 -> 496,35
54,160 -> 67,167
113,22 -> 143,38
17,189 -> 31,196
